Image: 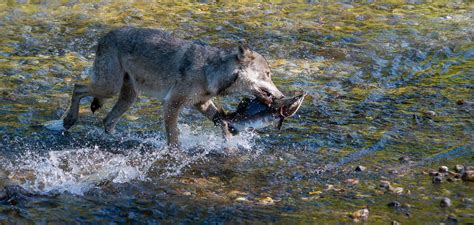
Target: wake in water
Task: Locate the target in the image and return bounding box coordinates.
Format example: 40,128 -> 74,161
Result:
2,124 -> 261,195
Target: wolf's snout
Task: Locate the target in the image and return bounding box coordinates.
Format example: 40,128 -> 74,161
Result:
256,88 -> 284,105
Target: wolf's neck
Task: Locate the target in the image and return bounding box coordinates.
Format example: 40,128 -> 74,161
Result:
205,53 -> 240,96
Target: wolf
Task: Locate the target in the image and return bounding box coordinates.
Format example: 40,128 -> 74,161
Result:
62,27 -> 284,147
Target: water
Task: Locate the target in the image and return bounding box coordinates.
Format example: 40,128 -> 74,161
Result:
0,0 -> 473,223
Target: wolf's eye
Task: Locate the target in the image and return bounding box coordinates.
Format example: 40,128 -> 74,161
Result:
265,71 -> 271,77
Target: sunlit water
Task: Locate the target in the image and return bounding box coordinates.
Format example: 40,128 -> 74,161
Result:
0,0 -> 473,223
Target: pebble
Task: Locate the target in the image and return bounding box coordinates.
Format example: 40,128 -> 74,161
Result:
380,181 -> 391,189
440,197 -> 452,208
258,197 -> 274,205
424,110 -> 436,118
399,156 -> 410,163
235,197 -> 249,202
390,187 -> 404,195
439,166 -> 449,173
387,201 -> 401,208
429,171 -> 441,177
462,170 -> 474,182
432,176 -> 443,184
355,165 -> 366,172
461,197 -> 474,204
446,214 -> 458,223
351,208 -> 369,221
344,178 -> 359,185
454,164 -> 464,173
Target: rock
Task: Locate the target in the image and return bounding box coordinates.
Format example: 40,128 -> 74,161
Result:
344,178 -> 359,185
432,176 -> 443,184
387,201 -> 401,208
399,156 -> 410,163
461,197 -> 474,204
235,197 -> 249,202
351,208 -> 369,221
439,166 -> 449,173
429,171 -> 441,177
258,197 -> 274,205
446,214 -> 458,223
389,187 -> 404,195
424,110 -> 436,118
454,164 -> 464,173
355,165 -> 366,172
380,181 -> 391,189
392,221 -> 401,225
465,166 -> 474,171
389,169 -> 399,174
440,197 -> 452,208
462,170 -> 474,182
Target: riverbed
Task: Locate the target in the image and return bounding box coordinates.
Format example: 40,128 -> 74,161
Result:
0,1 -> 473,223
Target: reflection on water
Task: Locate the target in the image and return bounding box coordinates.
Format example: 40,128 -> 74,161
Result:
0,0 -> 473,223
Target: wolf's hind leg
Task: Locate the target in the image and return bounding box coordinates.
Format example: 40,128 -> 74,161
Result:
63,84 -> 91,129
103,74 -> 137,134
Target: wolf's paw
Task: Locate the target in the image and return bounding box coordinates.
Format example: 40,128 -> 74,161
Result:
103,120 -> 117,134
44,120 -> 66,131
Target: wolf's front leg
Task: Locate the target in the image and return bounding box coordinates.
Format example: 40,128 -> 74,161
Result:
194,100 -> 233,140
164,98 -> 184,148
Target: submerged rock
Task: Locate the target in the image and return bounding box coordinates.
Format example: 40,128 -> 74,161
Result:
454,164 -> 464,173
462,170 -> 474,182
350,208 -> 369,222
439,166 -> 449,173
432,176 -> 443,184
355,165 -> 366,172
440,197 -> 452,208
387,201 -> 401,208
258,197 -> 274,205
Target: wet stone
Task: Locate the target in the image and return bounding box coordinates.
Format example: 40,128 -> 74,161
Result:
424,110 -> 436,118
380,181 -> 391,189
350,208 -> 369,222
454,164 -> 464,173
432,176 -> 443,184
439,166 -> 449,173
387,201 -> 401,208
461,170 -> 474,182
440,197 -> 452,208
429,171 -> 441,177
446,214 -> 458,223
355,165 -> 366,172
399,156 -> 411,163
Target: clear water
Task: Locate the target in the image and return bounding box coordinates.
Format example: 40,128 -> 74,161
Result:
0,0 -> 473,223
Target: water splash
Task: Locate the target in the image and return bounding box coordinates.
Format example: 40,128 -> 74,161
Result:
3,124 -> 259,195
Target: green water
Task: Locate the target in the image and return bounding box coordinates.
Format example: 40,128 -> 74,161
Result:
0,0 -> 473,223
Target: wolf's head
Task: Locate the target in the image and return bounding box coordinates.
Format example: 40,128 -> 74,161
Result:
225,44 -> 284,104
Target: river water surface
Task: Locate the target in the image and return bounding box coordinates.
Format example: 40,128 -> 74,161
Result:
0,0 -> 473,223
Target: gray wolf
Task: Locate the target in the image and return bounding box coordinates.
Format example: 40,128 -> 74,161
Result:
62,27 -> 284,147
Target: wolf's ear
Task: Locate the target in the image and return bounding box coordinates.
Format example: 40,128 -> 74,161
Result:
237,42 -> 254,63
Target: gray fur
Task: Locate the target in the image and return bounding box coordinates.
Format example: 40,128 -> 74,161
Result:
63,27 -> 284,147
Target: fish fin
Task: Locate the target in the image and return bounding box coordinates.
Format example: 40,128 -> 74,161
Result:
277,117 -> 284,130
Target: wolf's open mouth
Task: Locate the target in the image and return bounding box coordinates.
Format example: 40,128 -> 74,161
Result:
255,88 -> 273,105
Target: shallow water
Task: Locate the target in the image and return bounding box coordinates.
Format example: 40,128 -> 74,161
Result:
0,0 -> 473,223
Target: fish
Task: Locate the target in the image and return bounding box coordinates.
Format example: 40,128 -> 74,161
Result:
222,94 -> 306,134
